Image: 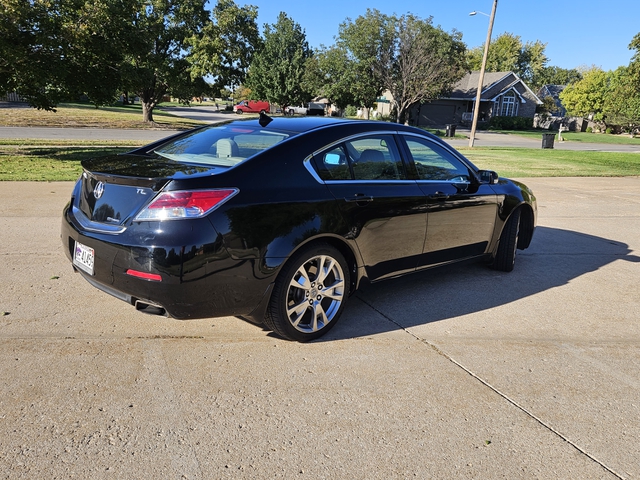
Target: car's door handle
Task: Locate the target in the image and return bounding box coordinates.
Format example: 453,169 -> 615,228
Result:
427,192 -> 449,200
345,194 -> 373,204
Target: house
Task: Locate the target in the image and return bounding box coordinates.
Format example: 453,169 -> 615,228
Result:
411,71 -> 542,127
537,84 -> 567,117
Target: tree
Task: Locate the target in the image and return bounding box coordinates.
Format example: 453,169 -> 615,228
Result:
245,12 -> 313,109
381,13 -> 467,124
604,66 -> 640,131
0,0 -> 212,122
1,0 -> 67,109
329,10 -> 466,123
121,0 -> 209,123
535,66 -> 582,88
467,33 -> 548,87
333,10 -> 391,119
0,0 -> 139,110
559,67 -> 609,124
310,47 -> 358,111
603,35 -> 640,134
187,0 -> 260,95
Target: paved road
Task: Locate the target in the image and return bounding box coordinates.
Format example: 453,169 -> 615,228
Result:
1,178 -> 639,478
447,127 -> 640,153
1,110 -> 639,152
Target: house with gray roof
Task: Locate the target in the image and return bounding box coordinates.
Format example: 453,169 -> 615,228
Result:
411,71 -> 542,127
537,84 -> 567,117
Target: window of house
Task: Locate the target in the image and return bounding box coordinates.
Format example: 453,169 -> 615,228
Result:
500,91 -> 517,117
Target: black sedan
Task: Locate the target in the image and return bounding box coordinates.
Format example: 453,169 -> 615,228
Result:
61,116 -> 536,341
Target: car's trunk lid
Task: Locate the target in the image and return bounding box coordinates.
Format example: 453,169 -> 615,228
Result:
77,154 -> 222,225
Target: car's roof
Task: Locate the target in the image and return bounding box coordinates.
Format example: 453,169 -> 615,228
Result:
227,116 -> 392,134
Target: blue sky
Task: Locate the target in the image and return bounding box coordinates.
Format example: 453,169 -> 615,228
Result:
227,0 -> 638,72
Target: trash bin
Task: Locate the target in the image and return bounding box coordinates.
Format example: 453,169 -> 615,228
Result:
541,133 -> 555,149
445,124 -> 457,137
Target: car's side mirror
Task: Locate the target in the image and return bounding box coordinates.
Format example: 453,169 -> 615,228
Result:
479,170 -> 499,184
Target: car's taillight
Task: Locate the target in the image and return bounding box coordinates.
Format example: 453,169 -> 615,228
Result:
135,188 -> 238,221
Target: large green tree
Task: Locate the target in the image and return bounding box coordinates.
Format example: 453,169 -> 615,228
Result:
122,0 -> 209,122
535,66 -> 582,88
187,0 -> 260,95
467,33 -> 548,87
1,0 -> 215,122
559,67 -> 609,124
326,10 -> 466,123
0,0 -> 138,109
603,35 -> 640,133
245,12 -> 313,109
309,46 -> 358,110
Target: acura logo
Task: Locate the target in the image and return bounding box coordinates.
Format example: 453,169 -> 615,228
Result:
93,181 -> 105,199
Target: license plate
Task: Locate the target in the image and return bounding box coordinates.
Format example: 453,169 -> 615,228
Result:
73,241 -> 95,275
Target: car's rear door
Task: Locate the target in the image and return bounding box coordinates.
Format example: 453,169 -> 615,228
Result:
398,133 -> 498,267
314,133 -> 427,281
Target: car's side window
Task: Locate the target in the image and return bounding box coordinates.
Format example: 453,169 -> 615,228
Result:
404,136 -> 471,181
345,135 -> 405,181
317,145 -> 352,180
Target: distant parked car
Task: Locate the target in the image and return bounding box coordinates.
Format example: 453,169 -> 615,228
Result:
287,103 -> 325,116
61,116 -> 537,342
233,100 -> 270,114
307,102 -> 325,116
286,105 -> 308,116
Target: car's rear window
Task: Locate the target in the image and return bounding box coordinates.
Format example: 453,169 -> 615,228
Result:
154,124 -> 292,166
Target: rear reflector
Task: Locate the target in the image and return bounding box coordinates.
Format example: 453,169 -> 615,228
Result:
126,269 -> 162,282
135,188 -> 238,221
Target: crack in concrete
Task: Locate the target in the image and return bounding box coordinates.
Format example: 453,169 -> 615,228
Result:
356,294 -> 625,480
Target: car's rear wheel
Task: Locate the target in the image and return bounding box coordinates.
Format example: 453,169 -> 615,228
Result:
493,209 -> 521,272
265,244 -> 349,342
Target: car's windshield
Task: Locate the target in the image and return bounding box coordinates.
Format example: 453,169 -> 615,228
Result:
154,124 -> 291,167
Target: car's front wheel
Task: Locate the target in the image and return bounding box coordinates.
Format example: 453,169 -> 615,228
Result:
265,244 -> 349,341
492,209 -> 521,272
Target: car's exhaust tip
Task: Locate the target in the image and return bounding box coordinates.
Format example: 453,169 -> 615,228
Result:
134,300 -> 167,316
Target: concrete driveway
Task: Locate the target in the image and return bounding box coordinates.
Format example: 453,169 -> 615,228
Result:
1,178 -> 638,478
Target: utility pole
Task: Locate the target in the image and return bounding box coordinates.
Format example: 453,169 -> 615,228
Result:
469,0 -> 498,148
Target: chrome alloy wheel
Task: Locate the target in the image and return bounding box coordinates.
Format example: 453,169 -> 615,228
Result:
285,254 -> 346,333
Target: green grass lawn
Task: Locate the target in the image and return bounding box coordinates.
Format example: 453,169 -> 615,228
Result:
0,145 -> 133,181
0,102 -> 206,130
2,142 -> 638,181
495,129 -> 640,145
460,147 -> 640,178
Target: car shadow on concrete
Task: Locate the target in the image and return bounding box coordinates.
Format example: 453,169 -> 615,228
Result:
320,226 -> 640,341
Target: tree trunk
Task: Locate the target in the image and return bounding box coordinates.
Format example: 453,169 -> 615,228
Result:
142,102 -> 154,123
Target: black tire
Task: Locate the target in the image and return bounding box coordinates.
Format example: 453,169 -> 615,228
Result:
492,209 -> 521,272
265,243 -> 350,342
236,109 -> 243,114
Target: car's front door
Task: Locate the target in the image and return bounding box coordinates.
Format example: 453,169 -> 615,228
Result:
314,134 -> 427,281
399,134 -> 498,268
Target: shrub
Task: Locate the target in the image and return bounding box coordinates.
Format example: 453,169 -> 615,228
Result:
586,127 -> 592,133
489,116 -> 534,130
605,127 -> 612,134
344,105 -> 357,117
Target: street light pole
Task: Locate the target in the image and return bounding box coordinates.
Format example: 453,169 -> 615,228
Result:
468,0 -> 498,148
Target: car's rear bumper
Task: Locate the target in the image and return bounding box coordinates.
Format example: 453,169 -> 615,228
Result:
61,204 -> 273,320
